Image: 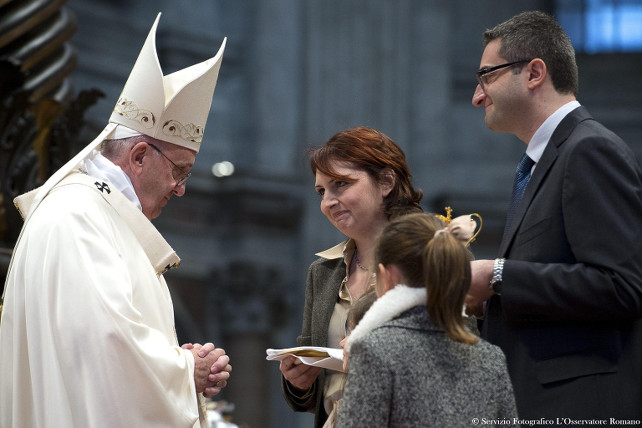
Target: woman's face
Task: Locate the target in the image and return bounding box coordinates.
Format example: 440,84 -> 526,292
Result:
314,161 -> 391,239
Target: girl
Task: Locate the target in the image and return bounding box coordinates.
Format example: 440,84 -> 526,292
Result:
338,213 -> 518,427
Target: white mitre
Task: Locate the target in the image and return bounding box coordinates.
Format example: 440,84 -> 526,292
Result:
15,12 -> 226,223
110,13 -> 226,152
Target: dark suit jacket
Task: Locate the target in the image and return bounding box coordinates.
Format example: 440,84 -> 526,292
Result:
482,106 -> 642,420
281,252 -> 345,428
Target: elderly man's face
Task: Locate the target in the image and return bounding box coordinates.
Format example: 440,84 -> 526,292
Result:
137,142 -> 196,220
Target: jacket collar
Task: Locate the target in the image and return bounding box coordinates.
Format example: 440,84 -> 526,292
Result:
345,284 -> 426,352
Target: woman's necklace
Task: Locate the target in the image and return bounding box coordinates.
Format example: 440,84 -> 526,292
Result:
354,250 -> 369,271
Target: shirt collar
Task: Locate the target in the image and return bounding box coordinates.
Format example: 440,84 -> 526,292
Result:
316,239 -> 376,301
526,100 -> 581,164
316,239 -> 354,289
315,238 -> 353,261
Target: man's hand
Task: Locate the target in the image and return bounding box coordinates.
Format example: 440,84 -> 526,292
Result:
183,343 -> 232,398
465,259 -> 495,316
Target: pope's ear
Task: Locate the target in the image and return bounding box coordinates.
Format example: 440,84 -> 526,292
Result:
129,142 -> 149,176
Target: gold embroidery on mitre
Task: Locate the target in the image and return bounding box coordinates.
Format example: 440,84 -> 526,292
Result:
113,98 -> 156,129
162,120 -> 204,144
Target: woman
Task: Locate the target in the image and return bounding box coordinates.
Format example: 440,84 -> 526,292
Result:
279,126 -> 423,427
337,213 -> 518,427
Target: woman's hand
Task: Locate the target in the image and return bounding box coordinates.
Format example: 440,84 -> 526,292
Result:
279,355 -> 322,392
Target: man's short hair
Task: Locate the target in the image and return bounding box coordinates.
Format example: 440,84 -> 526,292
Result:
483,10 -> 579,95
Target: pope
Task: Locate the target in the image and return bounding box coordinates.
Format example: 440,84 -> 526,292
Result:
0,13 -> 230,428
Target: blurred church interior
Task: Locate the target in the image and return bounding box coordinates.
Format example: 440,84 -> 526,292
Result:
1,0 -> 641,426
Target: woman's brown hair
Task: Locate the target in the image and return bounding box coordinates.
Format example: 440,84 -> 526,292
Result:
309,126 -> 423,219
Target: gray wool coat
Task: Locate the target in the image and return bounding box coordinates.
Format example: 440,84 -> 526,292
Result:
338,288 -> 519,428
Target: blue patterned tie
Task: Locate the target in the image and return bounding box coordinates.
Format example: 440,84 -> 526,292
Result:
504,153 -> 535,236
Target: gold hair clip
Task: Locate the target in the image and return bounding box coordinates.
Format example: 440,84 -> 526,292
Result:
436,206 -> 453,225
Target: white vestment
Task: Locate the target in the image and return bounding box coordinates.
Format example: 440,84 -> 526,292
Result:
0,170 -> 205,427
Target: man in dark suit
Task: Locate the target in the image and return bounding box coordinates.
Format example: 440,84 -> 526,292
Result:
466,11 -> 642,421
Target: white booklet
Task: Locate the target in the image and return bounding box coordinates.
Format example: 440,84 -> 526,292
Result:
266,346 -> 345,373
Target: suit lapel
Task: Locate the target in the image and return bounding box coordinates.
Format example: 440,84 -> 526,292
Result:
498,106 -> 593,256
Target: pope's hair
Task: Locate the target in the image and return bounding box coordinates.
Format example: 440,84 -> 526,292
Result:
100,134 -> 167,161
375,212 -> 478,345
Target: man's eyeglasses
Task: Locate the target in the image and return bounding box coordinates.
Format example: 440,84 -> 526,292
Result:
476,59 -> 532,91
148,143 -> 191,186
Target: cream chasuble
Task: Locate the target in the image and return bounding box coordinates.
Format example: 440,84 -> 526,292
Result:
0,171 -> 206,427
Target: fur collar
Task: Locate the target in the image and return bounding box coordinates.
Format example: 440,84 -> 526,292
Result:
346,284 -> 425,352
